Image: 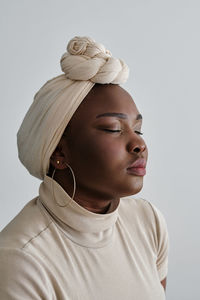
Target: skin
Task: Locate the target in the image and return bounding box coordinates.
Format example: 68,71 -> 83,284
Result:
161,278 -> 167,291
47,83 -> 167,291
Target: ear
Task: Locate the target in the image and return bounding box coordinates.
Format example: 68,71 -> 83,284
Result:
50,140 -> 67,170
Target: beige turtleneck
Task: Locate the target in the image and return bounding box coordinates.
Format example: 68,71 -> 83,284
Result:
0,175 -> 169,299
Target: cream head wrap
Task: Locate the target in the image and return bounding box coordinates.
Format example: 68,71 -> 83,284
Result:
17,36 -> 129,180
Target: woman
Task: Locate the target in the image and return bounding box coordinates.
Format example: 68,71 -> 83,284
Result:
0,36 -> 169,299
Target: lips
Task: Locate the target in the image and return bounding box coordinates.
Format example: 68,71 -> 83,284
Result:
127,158 -> 146,176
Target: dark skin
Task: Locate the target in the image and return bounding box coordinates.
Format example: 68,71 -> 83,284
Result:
47,83 -> 167,291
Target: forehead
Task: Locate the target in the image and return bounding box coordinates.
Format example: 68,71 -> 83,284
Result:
69,84 -> 139,124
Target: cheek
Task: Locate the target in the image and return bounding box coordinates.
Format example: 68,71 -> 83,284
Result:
69,134 -> 125,170
85,137 -> 124,167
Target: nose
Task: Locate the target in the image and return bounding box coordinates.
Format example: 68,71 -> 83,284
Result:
127,135 -> 146,154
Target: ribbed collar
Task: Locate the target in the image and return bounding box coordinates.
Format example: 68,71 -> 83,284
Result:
38,175 -> 120,248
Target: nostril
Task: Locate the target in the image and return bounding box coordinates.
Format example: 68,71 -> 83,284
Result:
133,147 -> 141,153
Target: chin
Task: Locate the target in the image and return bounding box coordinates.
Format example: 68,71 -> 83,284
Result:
119,177 -> 144,197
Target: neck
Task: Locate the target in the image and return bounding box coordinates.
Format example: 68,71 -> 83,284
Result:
48,172 -> 119,214
74,197 -> 116,214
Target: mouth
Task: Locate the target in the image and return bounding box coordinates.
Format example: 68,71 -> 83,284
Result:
126,158 -> 146,176
127,167 -> 146,176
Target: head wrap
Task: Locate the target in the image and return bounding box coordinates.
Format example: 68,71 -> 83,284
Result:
17,36 -> 129,180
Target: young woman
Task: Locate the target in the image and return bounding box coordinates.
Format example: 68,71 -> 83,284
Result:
0,36 -> 169,299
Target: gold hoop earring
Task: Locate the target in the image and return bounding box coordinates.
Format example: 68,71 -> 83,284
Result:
51,162 -> 76,207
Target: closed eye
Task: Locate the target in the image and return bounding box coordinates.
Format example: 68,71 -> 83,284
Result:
135,131 -> 143,135
103,129 -> 121,133
103,129 -> 144,135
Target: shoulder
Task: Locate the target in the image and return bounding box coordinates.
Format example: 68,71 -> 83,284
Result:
119,196 -> 168,230
0,247 -> 52,298
118,196 -> 164,228
0,197 -> 52,250
118,196 -> 170,281
0,199 -> 55,298
120,198 -> 170,280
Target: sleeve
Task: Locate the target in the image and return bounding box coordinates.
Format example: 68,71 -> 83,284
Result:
0,248 -> 52,300
147,202 -> 170,281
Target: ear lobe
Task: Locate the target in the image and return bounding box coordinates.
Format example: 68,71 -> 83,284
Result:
50,155 -> 67,170
50,143 -> 66,169
50,159 -> 66,170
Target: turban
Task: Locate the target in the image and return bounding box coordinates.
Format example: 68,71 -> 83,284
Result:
17,36 -> 129,180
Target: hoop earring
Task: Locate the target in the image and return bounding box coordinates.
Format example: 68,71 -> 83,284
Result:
51,162 -> 76,207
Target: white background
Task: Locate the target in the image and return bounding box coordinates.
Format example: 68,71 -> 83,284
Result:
1,1 -> 200,299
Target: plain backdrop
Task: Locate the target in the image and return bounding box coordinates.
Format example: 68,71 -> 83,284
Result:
1,0 -> 200,299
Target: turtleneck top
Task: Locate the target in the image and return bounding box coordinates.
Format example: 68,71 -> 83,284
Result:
0,175 -> 169,299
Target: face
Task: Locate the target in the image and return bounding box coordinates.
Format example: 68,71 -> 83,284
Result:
56,84 -> 148,199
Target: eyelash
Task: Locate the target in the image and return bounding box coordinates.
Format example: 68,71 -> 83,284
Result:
135,131 -> 143,135
103,129 -> 143,135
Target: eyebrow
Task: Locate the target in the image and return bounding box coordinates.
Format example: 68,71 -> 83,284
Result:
96,112 -> 142,120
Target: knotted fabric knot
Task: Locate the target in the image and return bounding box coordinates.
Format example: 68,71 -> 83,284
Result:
60,36 -> 129,84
